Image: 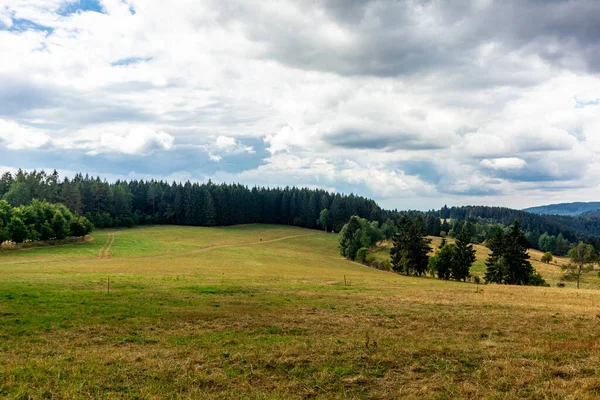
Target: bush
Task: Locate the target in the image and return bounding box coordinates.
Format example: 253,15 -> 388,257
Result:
557,282 -> 565,288
355,247 -> 369,263
529,272 -> 549,287
541,252 -> 553,264
473,275 -> 481,284
380,260 -> 392,271
370,260 -> 380,270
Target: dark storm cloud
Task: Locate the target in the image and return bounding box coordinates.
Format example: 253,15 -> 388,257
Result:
323,129 -> 444,150
234,0 -> 600,80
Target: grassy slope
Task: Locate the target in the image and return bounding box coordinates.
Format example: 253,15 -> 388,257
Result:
371,236 -> 599,289
2,225 -> 600,398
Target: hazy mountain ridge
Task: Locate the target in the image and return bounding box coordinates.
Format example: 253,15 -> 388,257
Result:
523,202 -> 600,216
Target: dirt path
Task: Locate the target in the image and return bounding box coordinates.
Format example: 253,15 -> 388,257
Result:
104,233 -> 115,258
97,234 -> 111,258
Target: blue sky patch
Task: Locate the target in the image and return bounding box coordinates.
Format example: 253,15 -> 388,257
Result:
57,0 -> 104,16
111,57 -> 153,67
574,97 -> 600,108
2,18 -> 54,34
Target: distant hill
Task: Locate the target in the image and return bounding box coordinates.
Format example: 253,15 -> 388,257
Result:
581,209 -> 600,218
523,202 -> 600,216
439,205 -> 600,243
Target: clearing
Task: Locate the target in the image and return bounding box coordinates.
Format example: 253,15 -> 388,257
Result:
1,224 -> 600,399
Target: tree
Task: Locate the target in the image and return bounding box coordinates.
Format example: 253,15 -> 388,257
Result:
70,216 -> 93,237
381,218 -> 396,239
202,190 -> 216,226
8,216 -> 28,244
339,216 -> 364,260
51,211 -> 69,240
3,182 -> 32,207
565,242 -> 596,289
452,226 -> 476,281
438,236 -> 447,249
338,216 -> 380,260
318,209 -> 331,232
541,252 -> 553,264
484,221 -> 546,286
538,232 -> 556,253
390,215 -> 431,276
39,221 -> 54,241
428,243 -> 454,280
554,233 -> 570,256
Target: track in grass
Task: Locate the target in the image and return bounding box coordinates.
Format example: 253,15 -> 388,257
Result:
97,233 -> 112,258
104,233 -> 115,258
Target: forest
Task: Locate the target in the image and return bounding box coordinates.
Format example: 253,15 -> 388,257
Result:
2,169 -> 600,252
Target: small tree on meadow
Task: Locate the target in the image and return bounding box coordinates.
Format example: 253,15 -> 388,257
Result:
541,252 -> 553,264
564,242 -> 596,289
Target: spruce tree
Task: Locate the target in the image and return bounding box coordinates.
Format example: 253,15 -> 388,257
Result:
451,227 -> 476,281
484,228 -> 506,284
202,190 -> 216,226
391,215 -> 431,276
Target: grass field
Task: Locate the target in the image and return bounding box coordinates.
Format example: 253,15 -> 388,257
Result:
2,225 -> 600,398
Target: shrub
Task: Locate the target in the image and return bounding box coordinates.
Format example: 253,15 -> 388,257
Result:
473,275 -> 481,284
380,260 -> 392,271
541,252 -> 553,264
355,247 -> 369,263
370,260 -> 380,270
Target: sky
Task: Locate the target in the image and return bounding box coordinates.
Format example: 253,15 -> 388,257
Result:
1,0 -> 600,211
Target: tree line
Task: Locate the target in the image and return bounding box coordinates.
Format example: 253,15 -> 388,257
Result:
0,169 -> 389,232
0,199 -> 93,245
339,215 -> 548,287
438,205 -> 600,249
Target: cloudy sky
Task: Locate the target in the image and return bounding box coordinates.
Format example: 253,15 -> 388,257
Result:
1,0 -> 599,210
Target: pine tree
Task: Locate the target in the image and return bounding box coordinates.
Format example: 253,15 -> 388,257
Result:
202,190 -> 216,226
484,228 -> 506,284
484,221 -> 546,286
391,215 -> 431,276
451,226 -> 476,281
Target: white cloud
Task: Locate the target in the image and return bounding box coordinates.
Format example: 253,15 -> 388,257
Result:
0,119 -> 51,149
61,125 -> 175,156
1,0 -> 600,208
201,135 -> 254,162
481,158 -> 526,170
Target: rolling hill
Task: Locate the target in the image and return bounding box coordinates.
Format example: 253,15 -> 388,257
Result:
2,224 -> 600,398
523,202 -> 600,216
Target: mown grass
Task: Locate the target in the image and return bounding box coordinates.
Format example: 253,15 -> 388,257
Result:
2,224 -> 600,398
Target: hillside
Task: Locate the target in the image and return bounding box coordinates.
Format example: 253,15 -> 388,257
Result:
2,224 -> 600,398
368,237 -> 590,288
523,202 -> 600,216
441,205 -> 600,242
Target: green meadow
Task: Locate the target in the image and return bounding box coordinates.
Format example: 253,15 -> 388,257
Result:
2,225 -> 600,399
